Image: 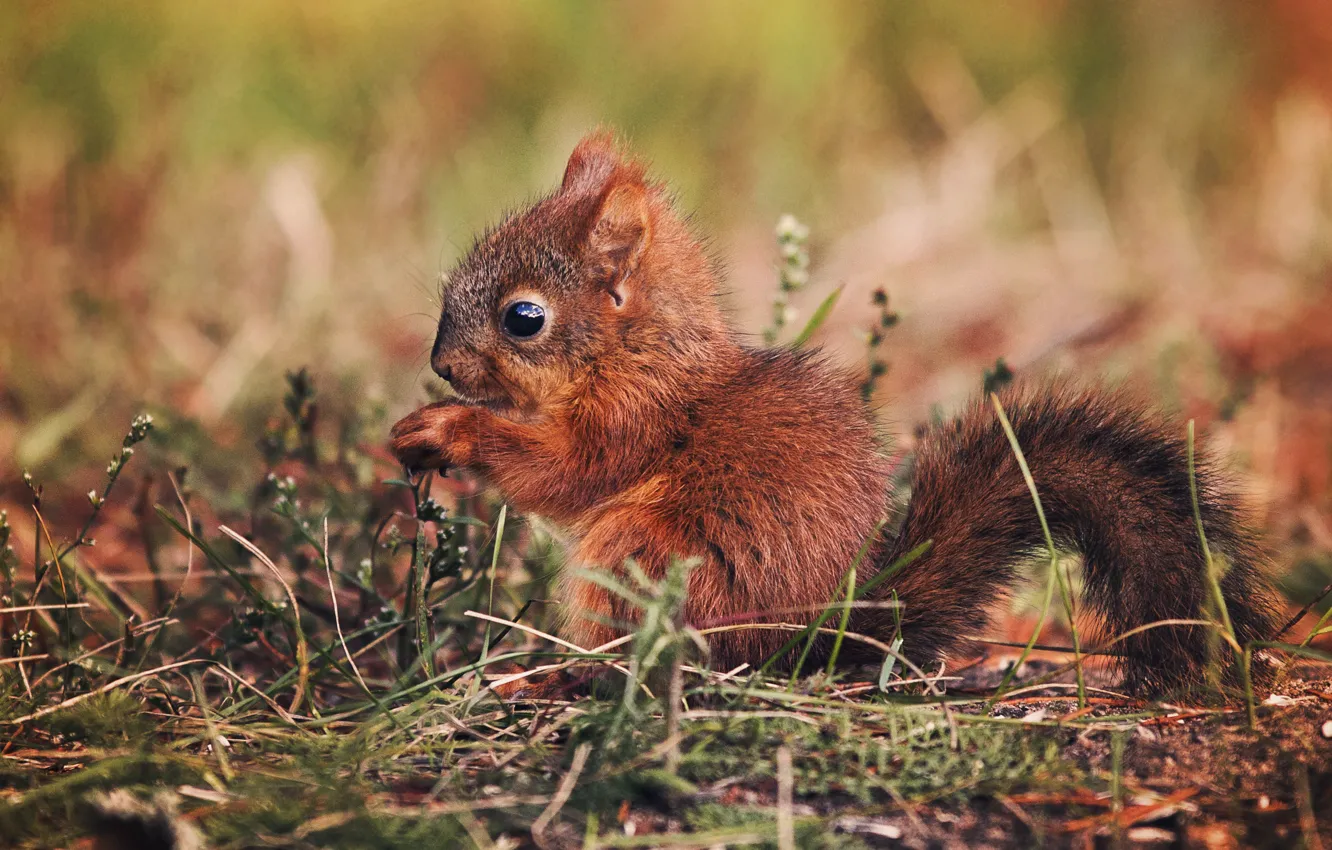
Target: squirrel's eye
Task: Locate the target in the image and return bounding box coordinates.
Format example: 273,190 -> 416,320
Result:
502,301 -> 546,338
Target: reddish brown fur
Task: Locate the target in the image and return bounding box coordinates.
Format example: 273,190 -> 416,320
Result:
391,133 -> 1280,695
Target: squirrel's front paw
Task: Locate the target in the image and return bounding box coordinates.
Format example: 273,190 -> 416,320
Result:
390,401 -> 478,471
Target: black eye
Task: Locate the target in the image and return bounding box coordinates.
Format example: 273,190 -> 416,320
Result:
502,301 -> 546,338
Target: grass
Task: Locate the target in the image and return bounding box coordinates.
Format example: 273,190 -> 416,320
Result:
986,393 -> 1084,710
0,362 -> 1329,849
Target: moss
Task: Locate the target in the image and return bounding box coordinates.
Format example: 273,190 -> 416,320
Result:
685,804 -> 869,850
42,692 -> 156,749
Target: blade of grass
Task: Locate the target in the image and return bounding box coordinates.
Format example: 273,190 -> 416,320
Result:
322,518 -> 370,695
987,393 -> 1084,707
189,672 -> 234,783
1251,641 -> 1332,664
464,608 -> 645,696
2,658 -> 209,725
791,284 -> 844,348
154,509 -> 277,613
138,472 -> 195,670
789,522 -> 885,683
219,525 -> 310,716
0,603 -> 90,614
825,557 -> 856,675
399,472 -> 429,675
28,506 -> 78,682
1187,420 -> 1252,726
1187,421 -> 1236,639
1275,579 -> 1332,639
479,504 -> 508,665
411,518 -> 432,679
759,534 -> 927,677
990,617 -> 1237,698
1295,598 -> 1332,649
530,741 -> 590,846
776,745 -> 795,850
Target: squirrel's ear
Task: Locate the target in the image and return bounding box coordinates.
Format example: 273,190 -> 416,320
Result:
559,132 -> 652,307
560,131 -> 622,196
587,182 -> 651,308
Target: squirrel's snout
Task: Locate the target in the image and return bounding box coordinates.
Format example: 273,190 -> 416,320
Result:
430,328 -> 455,383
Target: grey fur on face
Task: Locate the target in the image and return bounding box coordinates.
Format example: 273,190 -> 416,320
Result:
430,192 -> 609,399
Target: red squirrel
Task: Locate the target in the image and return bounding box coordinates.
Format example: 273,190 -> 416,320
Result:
390,132 -> 1280,695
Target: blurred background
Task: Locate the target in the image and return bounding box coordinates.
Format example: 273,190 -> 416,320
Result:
1,1 -> 1330,600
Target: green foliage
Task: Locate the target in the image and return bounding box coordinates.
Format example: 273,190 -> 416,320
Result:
860,289 -> 899,402
0,0 -> 1279,484
0,510 -> 17,601
765,215 -> 814,345
982,358 -> 1015,396
0,377 -> 1327,846
43,692 -> 154,749
686,804 -> 869,850
674,711 -> 1073,805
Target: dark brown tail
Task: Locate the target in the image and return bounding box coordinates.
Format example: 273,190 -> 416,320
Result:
865,384 -> 1281,696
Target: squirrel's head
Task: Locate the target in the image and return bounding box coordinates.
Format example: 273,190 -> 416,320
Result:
428,131 -> 722,418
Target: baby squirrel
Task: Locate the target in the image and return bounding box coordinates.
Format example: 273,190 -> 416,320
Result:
391,132 -> 1279,696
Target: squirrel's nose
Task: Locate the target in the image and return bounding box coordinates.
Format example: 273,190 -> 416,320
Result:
431,351 -> 453,383
430,326 -> 454,383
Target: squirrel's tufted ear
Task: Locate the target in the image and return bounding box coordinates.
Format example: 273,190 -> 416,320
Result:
560,132 -> 652,308
586,182 -> 651,307
560,130 -> 625,196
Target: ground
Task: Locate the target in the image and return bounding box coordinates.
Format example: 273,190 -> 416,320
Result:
1,381 -> 1331,848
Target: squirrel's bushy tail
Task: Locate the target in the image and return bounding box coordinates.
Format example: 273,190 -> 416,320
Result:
867,384 -> 1280,696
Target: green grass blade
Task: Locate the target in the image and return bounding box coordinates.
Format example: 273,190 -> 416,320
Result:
791,284 -> 844,348
987,393 -> 1084,707
479,503 -> 508,665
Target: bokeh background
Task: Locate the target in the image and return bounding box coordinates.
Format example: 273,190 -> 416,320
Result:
2,1 -> 1331,601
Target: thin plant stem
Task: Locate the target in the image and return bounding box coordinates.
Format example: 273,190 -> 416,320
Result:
986,549 -> 1059,709
989,394 -> 1085,707
219,526 -> 310,715
480,504 -> 508,665
137,470 -> 195,671
323,517 -> 370,695
412,519 -> 431,678
1187,422 -> 1235,636
1186,420 -> 1252,724
783,521 -> 888,684
825,560 -> 856,675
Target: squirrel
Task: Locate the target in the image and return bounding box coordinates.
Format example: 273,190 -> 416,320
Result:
390,131 -> 1281,696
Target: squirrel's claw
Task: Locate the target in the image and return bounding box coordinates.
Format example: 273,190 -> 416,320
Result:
389,416 -> 447,471
389,401 -> 473,471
